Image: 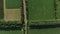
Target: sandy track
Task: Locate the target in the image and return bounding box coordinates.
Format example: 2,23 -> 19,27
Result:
22,0 -> 28,34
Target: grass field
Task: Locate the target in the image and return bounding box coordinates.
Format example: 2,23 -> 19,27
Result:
28,28 -> 60,34
27,0 -> 55,22
6,0 -> 22,9
0,30 -> 22,34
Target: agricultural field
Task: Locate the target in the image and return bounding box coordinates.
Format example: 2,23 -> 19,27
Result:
0,0 -> 23,22
6,0 -> 22,9
0,30 -> 22,34
28,28 -> 60,34
3,0 -> 23,23
0,0 -> 23,34
27,0 -> 60,34
27,0 -> 56,23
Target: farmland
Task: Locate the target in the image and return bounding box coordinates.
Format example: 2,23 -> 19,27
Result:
27,0 -> 56,22
0,0 -> 60,34
28,28 -> 60,34
27,0 -> 60,34
0,30 -> 22,34
6,0 -> 22,9
4,9 -> 22,22
0,0 -> 23,34
3,0 -> 23,23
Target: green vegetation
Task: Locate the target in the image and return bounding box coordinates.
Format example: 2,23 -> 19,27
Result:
0,21 -> 23,30
0,0 -> 4,19
28,0 -> 55,22
0,10 -> 4,19
0,20 -> 22,24
28,28 -> 60,34
57,1 -> 60,19
6,0 -> 22,9
0,30 -> 22,34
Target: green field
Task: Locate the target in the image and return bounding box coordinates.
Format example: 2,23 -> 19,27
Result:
6,0 -> 22,9
0,30 -> 22,34
28,0 -> 56,22
28,28 -> 60,34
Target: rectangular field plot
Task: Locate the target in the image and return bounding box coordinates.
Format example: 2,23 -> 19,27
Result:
28,28 -> 60,34
4,0 -> 23,23
6,0 -> 22,9
4,9 -> 22,22
0,30 -> 23,34
27,0 -> 56,23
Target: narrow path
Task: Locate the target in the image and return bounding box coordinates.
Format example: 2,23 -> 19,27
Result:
22,0 -> 28,34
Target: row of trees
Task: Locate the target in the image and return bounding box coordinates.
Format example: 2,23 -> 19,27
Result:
0,20 -> 23,30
